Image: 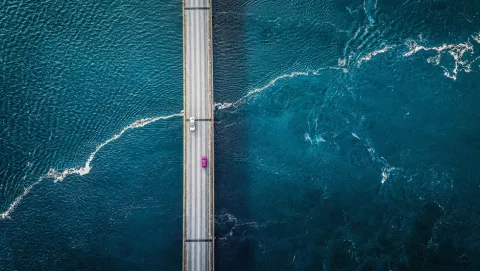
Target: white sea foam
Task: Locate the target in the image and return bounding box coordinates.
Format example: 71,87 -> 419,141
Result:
427,54 -> 441,65
214,71 -> 312,110
216,211 -> 259,239
381,169 -> 388,183
214,66 -> 347,111
472,32 -> 480,44
213,102 -> 234,110
380,165 -> 398,184
0,177 -> 45,219
305,134 -> 326,145
304,133 -> 313,144
315,136 -> 327,144
363,139 -> 400,184
45,113 -> 182,182
0,112 -> 183,219
343,26 -> 362,60
363,0 -> 375,23
404,40 -> 475,80
217,212 -> 238,224
216,42 -> 399,113
357,46 -> 393,67
304,117 -> 327,145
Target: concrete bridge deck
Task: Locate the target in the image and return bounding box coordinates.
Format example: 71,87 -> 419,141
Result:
182,0 -> 214,270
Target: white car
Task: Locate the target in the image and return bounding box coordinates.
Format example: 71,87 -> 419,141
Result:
189,117 -> 195,131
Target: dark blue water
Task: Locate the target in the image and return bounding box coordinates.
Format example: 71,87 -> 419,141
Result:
213,0 -> 480,270
2,0 -> 480,270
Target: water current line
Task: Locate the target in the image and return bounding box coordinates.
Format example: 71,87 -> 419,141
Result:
0,113 -> 183,220
214,66 -> 346,111
2,31 -> 479,219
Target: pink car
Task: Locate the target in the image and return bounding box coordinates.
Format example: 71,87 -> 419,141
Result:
201,156 -> 207,168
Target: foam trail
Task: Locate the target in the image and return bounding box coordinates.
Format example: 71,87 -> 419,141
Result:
381,169 -> 388,184
473,32 -> 480,44
0,112 -> 183,219
215,42 -> 423,112
403,40 -> 475,80
46,113 -> 183,182
214,71 -> 310,110
304,133 -> 313,144
381,166 -> 396,184
0,177 -> 45,219
357,46 -> 393,67
214,67 -> 345,111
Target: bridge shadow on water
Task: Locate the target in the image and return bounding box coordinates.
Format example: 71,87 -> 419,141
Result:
213,1 -> 255,270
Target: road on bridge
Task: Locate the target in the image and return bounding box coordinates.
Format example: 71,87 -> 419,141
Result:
183,0 -> 214,270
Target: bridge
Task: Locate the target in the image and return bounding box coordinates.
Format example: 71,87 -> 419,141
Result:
182,0 -> 214,270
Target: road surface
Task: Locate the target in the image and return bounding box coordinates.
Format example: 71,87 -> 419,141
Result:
183,0 -> 214,270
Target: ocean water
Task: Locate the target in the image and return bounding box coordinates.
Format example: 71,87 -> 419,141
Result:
213,0 -> 480,270
1,0 -> 183,270
1,0 -> 480,270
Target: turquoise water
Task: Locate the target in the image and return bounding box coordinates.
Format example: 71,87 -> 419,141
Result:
2,0 -> 480,270
1,0 -> 183,269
